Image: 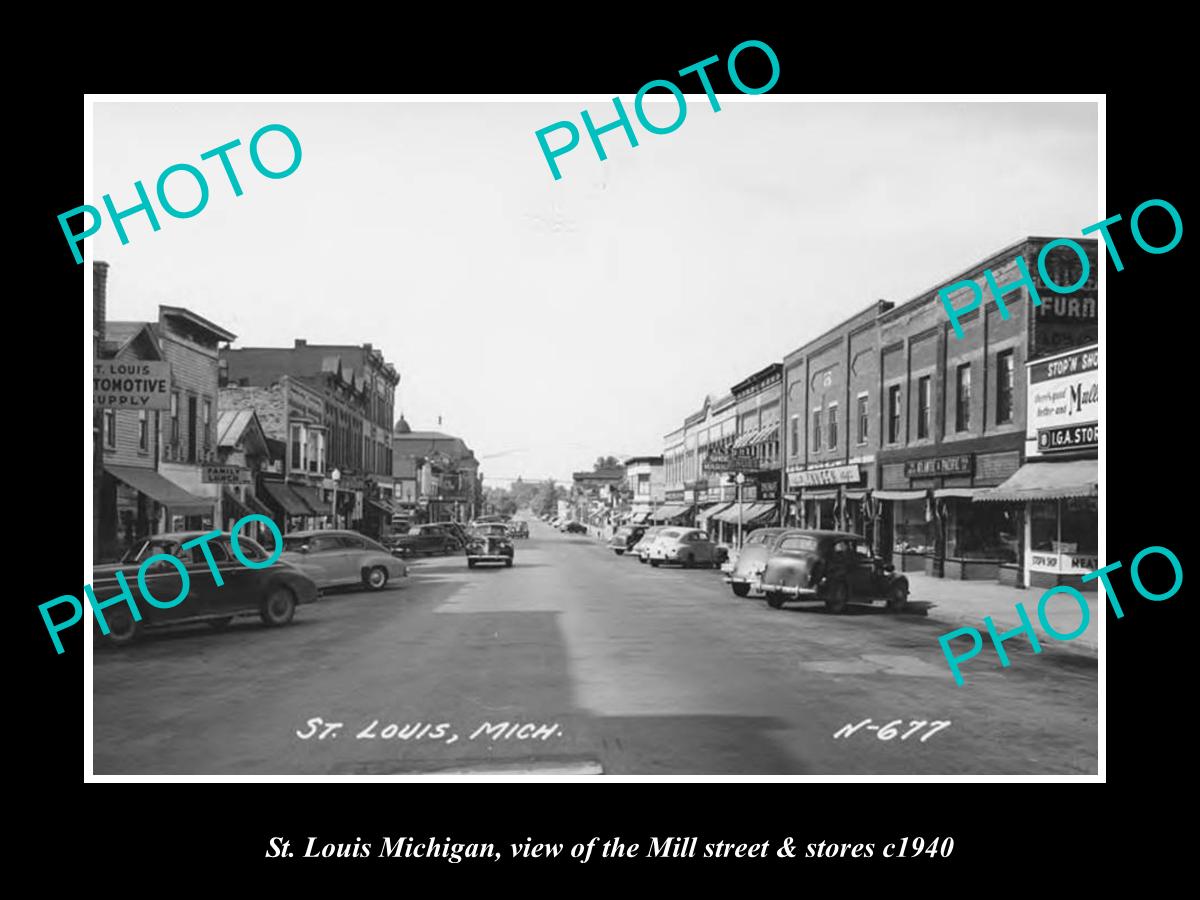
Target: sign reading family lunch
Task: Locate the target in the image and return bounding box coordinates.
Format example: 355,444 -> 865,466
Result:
93,360 -> 171,410
201,464 -> 252,484
1028,345 -> 1098,457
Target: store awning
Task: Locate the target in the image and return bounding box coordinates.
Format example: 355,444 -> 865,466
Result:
749,423 -> 779,445
244,492 -> 275,519
844,490 -> 868,501
650,503 -> 693,521
222,488 -> 251,521
873,489 -> 930,501
715,502 -> 776,524
974,459 -> 1098,502
629,511 -> 649,524
367,498 -> 395,516
258,480 -> 311,516
801,489 -> 840,500
935,488 -> 985,499
696,502 -> 731,521
106,464 -> 213,515
292,484 -> 332,515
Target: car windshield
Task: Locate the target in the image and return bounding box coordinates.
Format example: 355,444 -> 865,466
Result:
660,529 -> 682,540
779,535 -> 821,553
407,527 -> 425,535
121,538 -> 185,563
473,524 -> 507,536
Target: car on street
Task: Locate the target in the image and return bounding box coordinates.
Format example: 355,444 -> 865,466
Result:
466,523 -> 514,568
280,529 -> 408,591
607,525 -> 647,555
92,531 -> 319,646
759,530 -> 911,613
647,527 -> 721,568
385,522 -> 465,557
631,526 -> 665,563
723,527 -> 796,598
507,520 -> 529,539
563,521 -> 588,534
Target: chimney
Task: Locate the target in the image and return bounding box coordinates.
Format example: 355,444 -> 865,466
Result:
295,339 -> 307,347
93,260 -> 110,343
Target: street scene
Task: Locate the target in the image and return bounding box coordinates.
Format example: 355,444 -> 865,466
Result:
94,515 -> 1096,775
88,101 -> 1099,776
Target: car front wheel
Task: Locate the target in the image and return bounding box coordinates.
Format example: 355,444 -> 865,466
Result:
365,566 -> 388,591
650,559 -> 660,567
100,609 -> 142,646
824,580 -> 849,614
731,583 -> 751,598
261,586 -> 297,627
766,591 -> 785,609
614,549 -> 624,556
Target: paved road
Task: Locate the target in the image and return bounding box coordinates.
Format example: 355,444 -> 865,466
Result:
93,518 -> 1097,775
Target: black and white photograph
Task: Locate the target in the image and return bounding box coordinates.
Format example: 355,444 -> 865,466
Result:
82,95 -> 1101,777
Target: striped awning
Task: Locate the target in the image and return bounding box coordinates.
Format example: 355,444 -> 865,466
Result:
974,460 -> 1097,502
715,502 -> 776,524
650,503 -> 693,522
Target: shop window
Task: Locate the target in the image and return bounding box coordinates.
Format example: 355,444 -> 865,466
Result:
811,409 -> 822,452
917,376 -> 931,439
103,409 -> 116,448
827,404 -> 838,450
892,499 -> 930,554
1032,497 -> 1098,556
945,500 -> 1019,562
138,410 -> 148,451
856,394 -> 868,445
887,386 -> 902,444
996,350 -> 1015,424
956,364 -> 971,432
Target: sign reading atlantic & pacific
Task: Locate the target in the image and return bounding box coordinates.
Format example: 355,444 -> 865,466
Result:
93,361 -> 171,409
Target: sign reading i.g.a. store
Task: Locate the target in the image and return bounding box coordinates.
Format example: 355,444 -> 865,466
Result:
1027,344 -> 1098,458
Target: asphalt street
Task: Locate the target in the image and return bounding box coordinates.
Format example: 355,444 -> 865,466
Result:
93,518 -> 1098,775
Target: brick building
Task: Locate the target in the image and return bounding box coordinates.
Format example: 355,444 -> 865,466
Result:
220,340 -> 400,538
392,418 -> 481,525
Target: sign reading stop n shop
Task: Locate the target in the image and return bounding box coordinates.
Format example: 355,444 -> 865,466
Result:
93,361 -> 171,410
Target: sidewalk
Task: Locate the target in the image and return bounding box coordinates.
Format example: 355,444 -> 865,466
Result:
905,572 -> 1100,659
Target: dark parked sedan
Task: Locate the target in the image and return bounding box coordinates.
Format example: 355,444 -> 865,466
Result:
563,521 -> 588,534
608,525 -> 647,555
91,531 -> 319,645
760,530 -> 910,614
386,523 -> 464,557
723,527 -> 796,598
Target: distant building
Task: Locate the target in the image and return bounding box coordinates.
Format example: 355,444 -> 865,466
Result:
622,456 -> 664,524
392,417 -> 481,524
571,467 -> 626,527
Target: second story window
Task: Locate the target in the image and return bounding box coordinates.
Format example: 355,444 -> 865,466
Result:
290,424 -> 304,471
170,392 -> 180,445
811,409 -> 822,452
956,363 -> 972,432
888,385 -> 902,444
997,350 -> 1015,424
827,403 -> 838,450
138,410 -> 148,451
790,415 -> 799,457
857,395 -> 868,445
202,399 -> 212,450
917,376 -> 931,439
103,409 -> 116,449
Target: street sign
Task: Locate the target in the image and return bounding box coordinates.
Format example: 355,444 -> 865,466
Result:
702,454 -> 761,473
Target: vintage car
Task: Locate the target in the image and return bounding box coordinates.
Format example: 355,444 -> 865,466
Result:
466,523 -> 514,568
647,527 -> 721,568
563,521 -> 588,534
507,520 -> 530,539
385,522 -> 465,557
91,531 -> 319,646
607,525 -> 647,555
759,530 -> 910,614
632,526 -> 665,563
723,527 -> 797,598
280,529 -> 408,591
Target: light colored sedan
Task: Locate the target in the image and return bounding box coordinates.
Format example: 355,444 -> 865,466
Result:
280,529 -> 408,591
648,528 -> 721,568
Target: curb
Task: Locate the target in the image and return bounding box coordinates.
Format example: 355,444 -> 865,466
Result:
923,604 -> 1099,660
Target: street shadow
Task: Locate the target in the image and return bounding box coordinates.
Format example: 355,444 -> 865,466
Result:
94,615 -> 324,653
774,601 -> 931,618
589,714 -> 809,774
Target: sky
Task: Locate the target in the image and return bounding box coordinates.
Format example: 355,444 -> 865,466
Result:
92,99 -> 1097,485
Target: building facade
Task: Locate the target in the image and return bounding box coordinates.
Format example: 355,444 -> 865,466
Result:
220,340 -> 400,539
392,419 -> 481,525
623,456 -> 665,523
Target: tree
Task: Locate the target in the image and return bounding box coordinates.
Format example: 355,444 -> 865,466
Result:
594,456 -> 621,471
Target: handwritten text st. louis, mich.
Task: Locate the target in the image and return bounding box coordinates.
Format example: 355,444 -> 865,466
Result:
294,717 -> 561,743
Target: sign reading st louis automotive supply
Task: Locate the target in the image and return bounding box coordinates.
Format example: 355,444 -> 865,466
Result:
1028,344 -> 1098,457
94,361 -> 172,410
